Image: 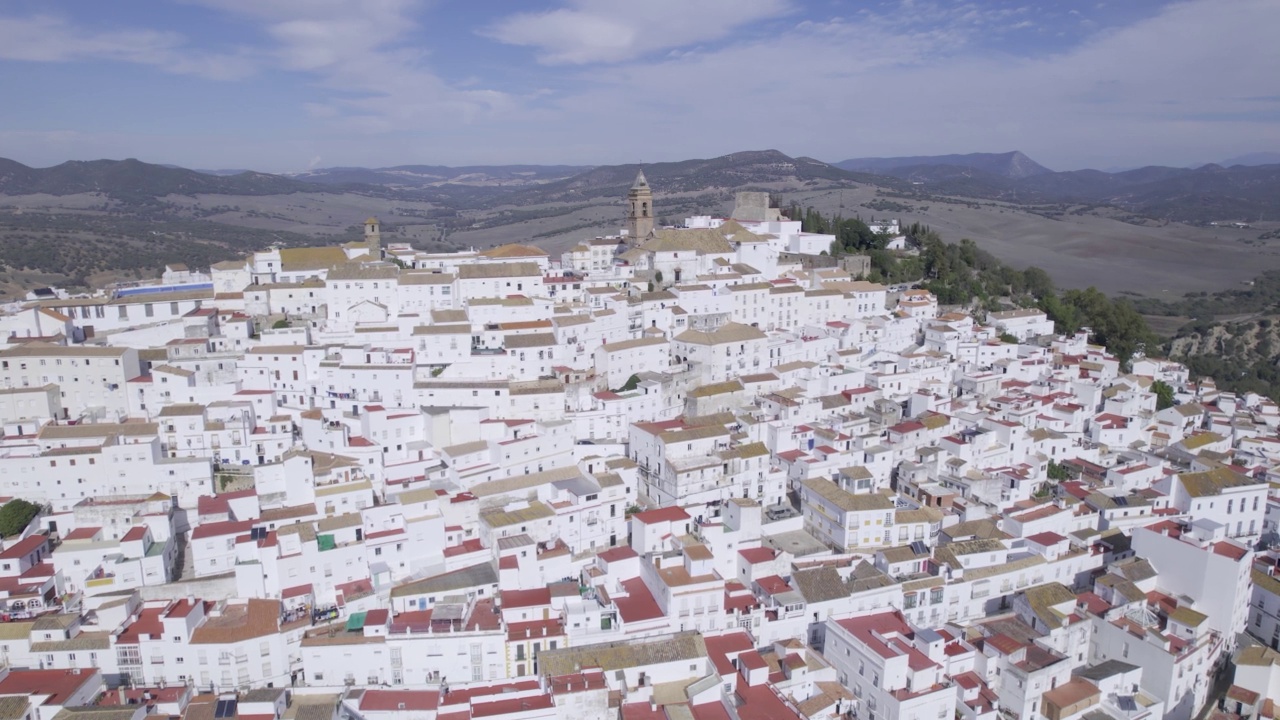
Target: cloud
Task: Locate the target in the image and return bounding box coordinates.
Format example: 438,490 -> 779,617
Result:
0,14 -> 255,80
492,0 -> 1280,170
182,0 -> 519,132
3,0 -> 1278,172
484,0 -> 793,65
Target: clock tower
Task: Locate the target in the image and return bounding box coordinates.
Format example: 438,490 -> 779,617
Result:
626,168 -> 654,242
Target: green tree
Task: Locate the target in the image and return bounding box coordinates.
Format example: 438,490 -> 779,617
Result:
0,499 -> 41,538
1151,380 -> 1175,410
1046,461 -> 1072,482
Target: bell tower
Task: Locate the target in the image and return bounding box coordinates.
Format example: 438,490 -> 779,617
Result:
626,168 -> 654,242
364,216 -> 382,258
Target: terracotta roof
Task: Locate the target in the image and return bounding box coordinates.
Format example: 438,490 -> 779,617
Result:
189,599 -> 280,644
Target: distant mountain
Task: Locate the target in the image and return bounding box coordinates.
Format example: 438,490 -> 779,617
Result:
287,164 -> 592,189
835,151 -> 1052,180
1218,152 -> 1280,167
194,168 -> 257,177
829,151 -> 1280,223
0,157 -> 333,202
494,150 -> 879,207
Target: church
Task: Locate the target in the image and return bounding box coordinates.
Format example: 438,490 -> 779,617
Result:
625,168 -> 654,242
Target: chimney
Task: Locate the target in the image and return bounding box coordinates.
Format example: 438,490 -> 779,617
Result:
117,687 -> 127,705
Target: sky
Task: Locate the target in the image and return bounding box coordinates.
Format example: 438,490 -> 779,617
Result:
0,0 -> 1277,173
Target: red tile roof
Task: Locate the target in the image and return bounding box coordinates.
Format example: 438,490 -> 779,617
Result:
61,527 -> 102,541
703,631 -> 754,676
0,536 -> 47,560
1213,541 -> 1248,561
500,588 -> 551,609
598,546 -> 639,562
359,690 -> 440,712
506,619 -> 564,642
614,578 -> 663,623
121,526 -> 148,542
1026,532 -> 1067,546
632,507 -> 690,524
190,520 -> 254,540
0,668 -> 101,706
984,633 -> 1024,655
737,547 -> 776,564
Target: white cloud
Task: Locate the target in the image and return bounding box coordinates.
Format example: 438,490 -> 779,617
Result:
484,0 -> 793,65
0,14 -> 255,80
483,0 -> 1280,170
183,0 -> 520,134
4,0 -> 1279,172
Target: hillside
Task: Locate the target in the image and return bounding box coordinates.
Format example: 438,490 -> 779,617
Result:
4,148 -> 1280,300
490,150 -> 883,208
287,164 -> 592,189
852,156 -> 1280,223
1168,317 -> 1280,401
836,151 -> 1051,179
0,157 -> 335,203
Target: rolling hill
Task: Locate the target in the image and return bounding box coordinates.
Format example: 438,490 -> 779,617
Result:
4,148 -> 1280,298
0,157 -> 335,203
285,164 -> 592,189
832,151 -> 1280,222
836,151 -> 1052,179
486,150 -> 886,208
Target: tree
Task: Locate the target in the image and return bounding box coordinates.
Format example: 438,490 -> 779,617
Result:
1046,460 -> 1072,482
1151,380 -> 1175,410
0,499 -> 41,538
1022,266 -> 1054,299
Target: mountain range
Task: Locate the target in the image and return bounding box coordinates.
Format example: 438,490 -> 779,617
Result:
282,164 -> 592,189
830,151 -> 1280,222
0,157 -> 328,203
2,149 -> 1279,223
835,151 -> 1053,179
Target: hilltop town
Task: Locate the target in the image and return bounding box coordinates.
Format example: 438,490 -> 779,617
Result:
0,174 -> 1276,720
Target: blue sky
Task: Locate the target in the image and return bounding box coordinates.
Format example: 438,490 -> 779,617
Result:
0,0 -> 1276,172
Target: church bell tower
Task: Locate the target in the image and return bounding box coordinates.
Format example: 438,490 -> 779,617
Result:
626,169 -> 654,242
364,216 -> 382,258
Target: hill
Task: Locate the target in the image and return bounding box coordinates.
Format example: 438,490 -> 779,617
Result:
0,157 -> 339,203
287,164 -> 592,189
491,150 -> 881,208
1219,152 -> 1280,167
845,156 -> 1280,223
4,148 -> 1280,300
836,151 -> 1052,179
